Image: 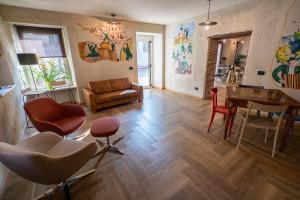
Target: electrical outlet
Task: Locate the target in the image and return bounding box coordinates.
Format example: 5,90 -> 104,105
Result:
195,87 -> 199,90
257,70 -> 265,75
129,66 -> 133,70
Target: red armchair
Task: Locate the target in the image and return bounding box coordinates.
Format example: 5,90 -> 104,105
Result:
24,98 -> 86,137
208,88 -> 236,137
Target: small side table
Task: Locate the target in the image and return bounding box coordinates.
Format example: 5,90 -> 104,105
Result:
90,117 -> 124,155
49,81 -> 75,104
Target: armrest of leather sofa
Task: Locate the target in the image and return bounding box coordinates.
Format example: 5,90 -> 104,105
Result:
82,88 -> 97,112
130,83 -> 143,102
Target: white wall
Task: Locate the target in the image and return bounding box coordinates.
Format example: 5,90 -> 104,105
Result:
165,0 -> 300,101
0,5 -> 165,102
153,34 -> 164,88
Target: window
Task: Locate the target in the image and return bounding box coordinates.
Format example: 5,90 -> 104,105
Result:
14,25 -> 74,90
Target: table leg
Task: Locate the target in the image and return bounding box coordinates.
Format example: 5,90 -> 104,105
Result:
279,107 -> 298,151
224,114 -> 230,139
224,99 -> 235,139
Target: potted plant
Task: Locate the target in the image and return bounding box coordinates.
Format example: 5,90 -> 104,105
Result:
34,59 -> 71,90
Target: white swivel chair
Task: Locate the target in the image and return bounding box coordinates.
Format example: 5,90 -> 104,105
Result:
0,132 -> 98,200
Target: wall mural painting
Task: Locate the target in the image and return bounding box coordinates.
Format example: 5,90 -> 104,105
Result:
76,23 -> 133,63
272,31 -> 300,89
172,22 -> 195,75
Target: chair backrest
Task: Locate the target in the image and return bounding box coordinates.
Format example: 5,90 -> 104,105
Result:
211,88 -> 218,108
238,84 -> 264,89
246,101 -> 288,128
24,98 -> 63,123
0,142 -> 60,184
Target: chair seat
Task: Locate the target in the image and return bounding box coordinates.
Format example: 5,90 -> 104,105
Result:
241,114 -> 276,129
54,116 -> 85,135
47,139 -> 86,157
90,117 -> 120,137
215,105 -> 236,114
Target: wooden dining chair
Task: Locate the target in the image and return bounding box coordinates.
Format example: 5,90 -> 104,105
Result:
236,101 -> 288,157
208,87 -> 236,136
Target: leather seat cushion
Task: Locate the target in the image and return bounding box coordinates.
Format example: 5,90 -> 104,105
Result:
119,89 -> 139,99
53,116 -> 86,135
90,117 -> 120,137
95,91 -> 124,104
89,80 -> 112,94
95,90 -> 138,104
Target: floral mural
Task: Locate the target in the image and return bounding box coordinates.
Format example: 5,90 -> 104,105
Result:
272,31 -> 300,89
76,23 -> 133,63
172,22 -> 195,75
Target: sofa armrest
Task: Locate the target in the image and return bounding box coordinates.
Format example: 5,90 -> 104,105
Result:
130,83 -> 143,102
82,88 -> 97,112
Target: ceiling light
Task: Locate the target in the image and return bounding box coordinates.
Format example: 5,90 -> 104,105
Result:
199,0 -> 218,30
108,14 -> 121,29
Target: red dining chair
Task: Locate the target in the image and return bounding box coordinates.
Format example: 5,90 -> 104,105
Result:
24,98 -> 86,138
207,88 -> 236,136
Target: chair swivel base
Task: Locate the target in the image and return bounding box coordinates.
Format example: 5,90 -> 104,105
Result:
95,136 -> 124,155
34,169 -> 95,200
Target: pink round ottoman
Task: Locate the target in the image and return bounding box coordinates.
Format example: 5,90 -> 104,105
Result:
90,117 -> 124,155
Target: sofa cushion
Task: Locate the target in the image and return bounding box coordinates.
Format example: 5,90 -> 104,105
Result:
89,80 -> 112,94
110,78 -> 130,91
95,90 -> 139,104
118,89 -> 139,99
95,91 -> 123,104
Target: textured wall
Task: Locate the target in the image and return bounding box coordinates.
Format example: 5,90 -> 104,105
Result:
165,0 -> 300,101
0,5 -> 165,102
0,13 -> 26,195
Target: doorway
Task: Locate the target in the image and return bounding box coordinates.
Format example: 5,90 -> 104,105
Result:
204,31 -> 252,99
136,35 -> 153,87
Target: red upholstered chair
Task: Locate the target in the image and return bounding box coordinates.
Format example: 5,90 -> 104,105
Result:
24,98 -> 86,137
208,88 -> 236,136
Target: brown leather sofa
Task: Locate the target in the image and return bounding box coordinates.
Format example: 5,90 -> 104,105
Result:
83,78 -> 143,112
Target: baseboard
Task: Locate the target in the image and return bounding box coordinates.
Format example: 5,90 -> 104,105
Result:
164,88 -> 204,99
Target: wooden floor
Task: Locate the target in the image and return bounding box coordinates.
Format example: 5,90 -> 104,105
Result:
3,88 -> 300,200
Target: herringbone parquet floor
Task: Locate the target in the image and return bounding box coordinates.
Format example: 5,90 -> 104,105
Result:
3,88 -> 300,200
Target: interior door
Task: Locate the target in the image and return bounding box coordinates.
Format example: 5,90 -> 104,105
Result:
137,35 -> 153,87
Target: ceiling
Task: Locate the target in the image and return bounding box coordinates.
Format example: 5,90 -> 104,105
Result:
0,0 -> 250,24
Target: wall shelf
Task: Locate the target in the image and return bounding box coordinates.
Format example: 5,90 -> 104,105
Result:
0,85 -> 15,97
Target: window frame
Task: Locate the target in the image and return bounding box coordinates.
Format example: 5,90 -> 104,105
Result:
11,23 -> 77,90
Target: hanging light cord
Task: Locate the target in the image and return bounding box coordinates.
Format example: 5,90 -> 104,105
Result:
207,0 -> 211,22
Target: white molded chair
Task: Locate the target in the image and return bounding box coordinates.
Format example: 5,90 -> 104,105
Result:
236,101 -> 288,157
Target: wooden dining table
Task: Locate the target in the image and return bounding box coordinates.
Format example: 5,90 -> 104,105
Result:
225,86 -> 300,151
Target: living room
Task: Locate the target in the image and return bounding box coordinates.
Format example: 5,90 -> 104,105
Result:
0,0 -> 299,199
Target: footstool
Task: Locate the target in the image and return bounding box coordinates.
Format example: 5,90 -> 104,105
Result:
90,117 -> 124,155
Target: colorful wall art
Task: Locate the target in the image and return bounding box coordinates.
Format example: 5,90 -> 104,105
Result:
172,22 -> 195,75
272,31 -> 300,89
75,23 -> 133,63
